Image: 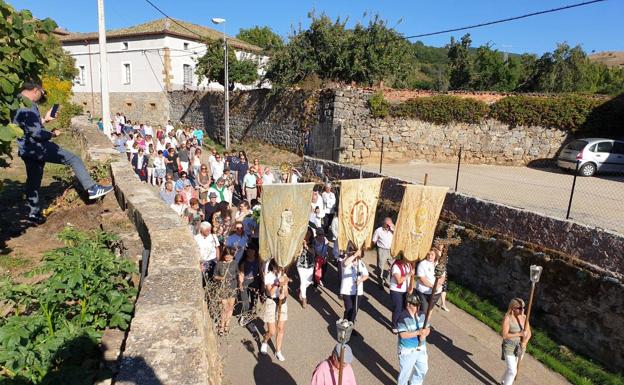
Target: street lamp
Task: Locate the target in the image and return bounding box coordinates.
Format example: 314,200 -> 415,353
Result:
335,319 -> 354,385
515,264 -> 544,379
211,17 -> 230,149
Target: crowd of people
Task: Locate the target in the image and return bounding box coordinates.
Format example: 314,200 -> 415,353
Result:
111,115 -> 531,385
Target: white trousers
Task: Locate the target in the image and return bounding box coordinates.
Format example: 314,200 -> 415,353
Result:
297,267 -> 314,299
501,354 -> 519,385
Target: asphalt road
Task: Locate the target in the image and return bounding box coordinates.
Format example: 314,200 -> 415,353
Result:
367,161 -> 624,235
220,250 -> 569,385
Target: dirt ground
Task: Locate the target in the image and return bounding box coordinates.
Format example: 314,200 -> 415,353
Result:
0,135 -> 132,279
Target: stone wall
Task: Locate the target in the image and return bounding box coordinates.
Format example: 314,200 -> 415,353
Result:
168,89 -> 337,156
72,92 -> 170,126
333,89 -> 570,165
73,117 -> 222,385
303,156 -> 624,371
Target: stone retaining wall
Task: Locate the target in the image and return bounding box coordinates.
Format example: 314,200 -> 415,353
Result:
303,156 -> 624,371
72,92 -> 170,125
73,117 -> 222,385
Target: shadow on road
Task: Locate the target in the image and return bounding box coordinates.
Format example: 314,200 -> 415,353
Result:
428,329 -> 499,385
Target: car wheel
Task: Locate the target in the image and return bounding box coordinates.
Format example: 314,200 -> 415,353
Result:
579,163 -> 596,177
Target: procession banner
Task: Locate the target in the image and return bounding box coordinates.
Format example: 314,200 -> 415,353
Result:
391,185 -> 448,262
260,183 -> 315,267
338,178 -> 384,251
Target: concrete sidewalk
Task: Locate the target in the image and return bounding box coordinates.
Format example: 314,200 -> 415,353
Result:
220,251 -> 569,385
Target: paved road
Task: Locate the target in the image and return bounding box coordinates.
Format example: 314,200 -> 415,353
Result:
366,161 -> 624,234
221,251 -> 569,385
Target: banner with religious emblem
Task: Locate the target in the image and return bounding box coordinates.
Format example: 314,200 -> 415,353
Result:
391,185 -> 449,262
338,178 -> 384,251
259,183 -> 315,267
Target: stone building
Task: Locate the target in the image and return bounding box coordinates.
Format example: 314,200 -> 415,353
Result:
58,18 -> 266,123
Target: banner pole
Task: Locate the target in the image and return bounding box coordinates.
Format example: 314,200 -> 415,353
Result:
423,173 -> 429,186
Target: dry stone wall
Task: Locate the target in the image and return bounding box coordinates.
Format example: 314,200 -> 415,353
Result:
73,117 -> 222,385
333,89 -> 570,165
72,92 -> 170,125
303,156 -> 624,371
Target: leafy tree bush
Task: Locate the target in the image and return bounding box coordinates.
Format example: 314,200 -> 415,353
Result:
370,91 -> 621,134
195,40 -> 259,90
0,1 -> 77,168
40,75 -> 83,131
391,95 -> 489,125
0,227 -> 137,383
265,13 -> 412,89
236,26 -> 283,53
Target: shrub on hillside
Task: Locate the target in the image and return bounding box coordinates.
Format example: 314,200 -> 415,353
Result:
368,91 -> 390,118
391,95 -> 489,125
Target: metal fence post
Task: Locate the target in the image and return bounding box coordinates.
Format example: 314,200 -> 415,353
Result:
566,161 -> 580,220
379,136 -> 384,173
454,146 -> 462,192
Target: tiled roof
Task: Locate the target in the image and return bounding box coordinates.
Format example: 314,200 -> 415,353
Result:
58,18 -> 261,52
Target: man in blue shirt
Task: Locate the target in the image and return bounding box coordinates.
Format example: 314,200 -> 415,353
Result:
396,294 -> 430,385
225,222 -> 249,263
13,81 -> 113,224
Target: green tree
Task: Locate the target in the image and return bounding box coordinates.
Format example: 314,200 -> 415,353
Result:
447,34 -> 473,90
236,26 -> 284,53
265,12 -> 414,88
195,40 -> 259,90
0,1 -> 61,166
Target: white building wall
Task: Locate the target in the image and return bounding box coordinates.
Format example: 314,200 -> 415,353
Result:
64,36 -> 166,93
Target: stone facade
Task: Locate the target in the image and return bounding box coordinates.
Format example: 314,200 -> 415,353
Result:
168,89 -> 337,156
333,89 -> 570,165
72,92 -> 170,126
73,117 -> 222,385
303,156 -> 624,371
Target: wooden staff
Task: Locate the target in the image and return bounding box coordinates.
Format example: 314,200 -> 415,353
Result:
276,265 -> 291,325
515,265 -> 542,379
338,343 -> 345,385
352,242 -> 365,323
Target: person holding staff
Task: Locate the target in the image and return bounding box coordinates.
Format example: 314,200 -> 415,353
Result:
500,298 -> 532,385
260,259 -> 289,361
340,244 -> 369,326
396,294 -> 430,385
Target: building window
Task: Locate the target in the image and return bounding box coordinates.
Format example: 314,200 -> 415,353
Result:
123,63 -> 131,85
122,42 -> 129,50
183,64 -> 193,85
183,42 -> 189,50
76,65 -> 86,85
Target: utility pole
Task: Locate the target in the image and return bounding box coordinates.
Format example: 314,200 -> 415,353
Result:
212,18 -> 229,149
97,0 -> 112,138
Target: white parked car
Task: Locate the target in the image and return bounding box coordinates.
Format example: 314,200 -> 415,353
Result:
557,138 -> 624,176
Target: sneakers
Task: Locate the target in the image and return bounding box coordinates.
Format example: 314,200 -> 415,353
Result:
391,328 -> 398,334
260,342 -> 268,355
26,213 -> 46,225
275,351 -> 286,362
441,305 -> 450,312
88,184 -> 114,200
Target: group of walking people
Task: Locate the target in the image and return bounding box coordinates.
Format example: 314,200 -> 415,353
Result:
111,115 -> 532,385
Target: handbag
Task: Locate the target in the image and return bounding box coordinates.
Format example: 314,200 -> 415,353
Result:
313,255 -> 325,284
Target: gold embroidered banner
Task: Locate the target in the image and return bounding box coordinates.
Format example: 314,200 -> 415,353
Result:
338,178 -> 383,251
260,183 -> 315,267
391,185 -> 448,262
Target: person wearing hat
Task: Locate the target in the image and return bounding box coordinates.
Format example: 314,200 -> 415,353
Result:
500,298 -> 531,385
204,191 -> 220,223
396,294 -> 431,385
310,343 -> 357,385
13,81 -> 113,223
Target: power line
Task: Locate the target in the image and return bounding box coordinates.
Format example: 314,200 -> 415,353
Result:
403,0 -> 607,40
142,0 -> 207,40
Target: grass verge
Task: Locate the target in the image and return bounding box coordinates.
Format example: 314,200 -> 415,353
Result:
446,281 -> 624,385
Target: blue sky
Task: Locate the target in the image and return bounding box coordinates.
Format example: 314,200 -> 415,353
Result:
11,0 -> 624,55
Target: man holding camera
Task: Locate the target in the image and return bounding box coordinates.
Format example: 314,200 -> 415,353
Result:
13,81 -> 113,224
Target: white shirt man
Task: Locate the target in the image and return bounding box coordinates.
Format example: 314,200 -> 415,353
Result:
211,158 -> 225,181
165,121 -> 174,135
195,222 -> 220,263
143,123 -> 154,137
372,217 -> 395,287
321,186 -> 336,214
262,169 -> 275,185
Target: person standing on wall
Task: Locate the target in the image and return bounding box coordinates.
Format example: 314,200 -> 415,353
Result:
500,298 -> 531,385
372,217 -> 395,290
13,81 -> 113,224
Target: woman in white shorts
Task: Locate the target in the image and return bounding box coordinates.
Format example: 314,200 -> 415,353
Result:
260,259 -> 289,362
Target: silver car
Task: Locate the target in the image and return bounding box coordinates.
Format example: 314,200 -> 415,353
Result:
557,138 -> 624,176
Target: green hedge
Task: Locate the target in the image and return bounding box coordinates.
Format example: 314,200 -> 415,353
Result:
370,93 -> 623,135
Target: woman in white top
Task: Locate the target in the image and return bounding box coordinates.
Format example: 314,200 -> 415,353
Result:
309,206 -> 324,228
260,259 -> 289,362
153,150 -> 167,186
340,245 -> 369,327
416,249 -> 445,317
389,254 -> 414,333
